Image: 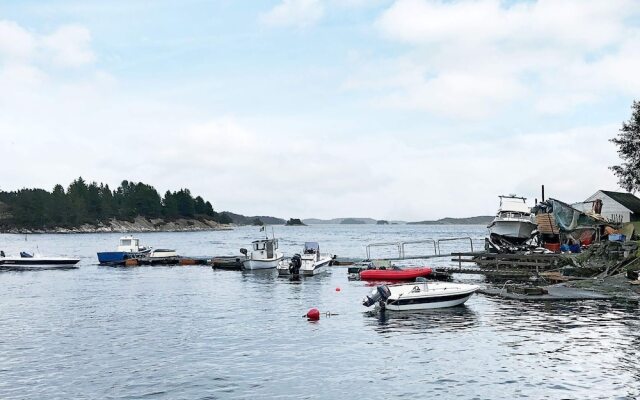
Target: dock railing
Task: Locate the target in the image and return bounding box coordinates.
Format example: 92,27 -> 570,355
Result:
366,237 -> 477,261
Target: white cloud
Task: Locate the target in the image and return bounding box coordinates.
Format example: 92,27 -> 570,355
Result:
376,0 -> 636,49
0,15 -> 626,221
261,0 -> 325,28
345,0 -> 640,118
41,25 -> 95,67
0,20 -> 36,62
0,20 -> 95,69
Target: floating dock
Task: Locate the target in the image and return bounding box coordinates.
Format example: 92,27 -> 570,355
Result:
479,284 -> 611,301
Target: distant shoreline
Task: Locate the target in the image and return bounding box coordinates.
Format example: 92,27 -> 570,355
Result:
0,216 -> 233,234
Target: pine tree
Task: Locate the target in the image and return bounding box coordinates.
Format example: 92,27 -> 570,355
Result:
610,100 -> 640,192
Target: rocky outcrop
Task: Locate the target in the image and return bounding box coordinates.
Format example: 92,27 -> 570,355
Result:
1,216 -> 233,234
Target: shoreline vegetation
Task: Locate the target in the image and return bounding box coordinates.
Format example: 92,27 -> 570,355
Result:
1,177 -> 253,234
0,177 -> 494,233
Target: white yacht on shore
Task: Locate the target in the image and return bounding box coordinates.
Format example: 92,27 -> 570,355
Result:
487,195 -> 537,243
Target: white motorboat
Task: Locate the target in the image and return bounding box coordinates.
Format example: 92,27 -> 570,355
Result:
148,249 -> 178,258
487,195 -> 537,243
242,237 -> 283,270
0,251 -> 80,270
362,279 -> 479,311
277,242 -> 334,276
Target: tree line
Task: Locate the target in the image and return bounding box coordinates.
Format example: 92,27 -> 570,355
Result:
0,177 -> 232,228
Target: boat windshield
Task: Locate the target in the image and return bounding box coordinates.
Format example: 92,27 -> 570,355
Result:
498,211 -> 530,219
304,242 -> 319,254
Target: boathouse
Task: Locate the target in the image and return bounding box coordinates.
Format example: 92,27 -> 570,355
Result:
583,190 -> 640,223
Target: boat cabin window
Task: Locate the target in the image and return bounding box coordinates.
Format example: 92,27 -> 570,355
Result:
120,239 -> 131,246
253,242 -> 265,251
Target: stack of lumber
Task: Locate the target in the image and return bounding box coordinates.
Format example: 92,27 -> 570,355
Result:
536,213 -> 559,234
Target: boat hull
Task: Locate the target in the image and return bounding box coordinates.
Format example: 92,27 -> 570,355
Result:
385,292 -> 474,311
360,267 -> 432,281
365,282 -> 479,311
97,251 -> 150,265
300,258 -> 332,276
243,256 -> 283,270
0,257 -> 80,270
488,220 -> 536,241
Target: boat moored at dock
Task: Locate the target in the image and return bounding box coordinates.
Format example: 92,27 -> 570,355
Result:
242,237 -> 283,270
359,266 -> 432,281
277,242 -> 334,276
97,236 -> 151,265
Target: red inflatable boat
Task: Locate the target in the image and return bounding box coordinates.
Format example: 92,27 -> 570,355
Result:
359,267 -> 432,281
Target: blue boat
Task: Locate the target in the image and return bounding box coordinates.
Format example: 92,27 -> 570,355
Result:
97,236 -> 151,265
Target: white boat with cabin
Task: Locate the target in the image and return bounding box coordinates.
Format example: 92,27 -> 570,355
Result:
242,238 -> 283,270
363,279 -> 479,311
97,235 -> 151,265
277,242 -> 334,276
487,195 -> 537,243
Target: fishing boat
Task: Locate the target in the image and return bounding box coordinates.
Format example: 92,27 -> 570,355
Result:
362,279 -> 478,311
359,266 -> 432,281
0,251 -> 80,270
96,236 -> 151,265
277,242 -> 334,276
242,237 -> 283,270
487,195 -> 537,243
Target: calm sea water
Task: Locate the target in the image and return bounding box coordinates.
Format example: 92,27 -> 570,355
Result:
1,225 -> 639,399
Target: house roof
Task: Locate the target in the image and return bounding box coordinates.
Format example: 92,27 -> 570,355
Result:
600,190 -> 640,214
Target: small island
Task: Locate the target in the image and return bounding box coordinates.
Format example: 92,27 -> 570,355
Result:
376,220 -> 389,225
340,218 -> 367,225
285,218 -> 306,226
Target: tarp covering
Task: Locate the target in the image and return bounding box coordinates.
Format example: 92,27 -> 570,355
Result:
547,198 -> 602,232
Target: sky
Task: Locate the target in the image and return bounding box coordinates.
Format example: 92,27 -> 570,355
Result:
0,0 -> 638,221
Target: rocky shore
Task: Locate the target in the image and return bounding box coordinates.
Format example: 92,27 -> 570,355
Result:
1,216 -> 233,234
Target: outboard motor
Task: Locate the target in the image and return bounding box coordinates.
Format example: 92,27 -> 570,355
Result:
289,254 -> 302,275
362,285 -> 391,307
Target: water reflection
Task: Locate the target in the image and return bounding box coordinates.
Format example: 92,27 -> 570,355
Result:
366,305 -> 480,333
483,297 -> 638,334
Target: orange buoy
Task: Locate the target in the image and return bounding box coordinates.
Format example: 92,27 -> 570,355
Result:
306,308 -> 320,321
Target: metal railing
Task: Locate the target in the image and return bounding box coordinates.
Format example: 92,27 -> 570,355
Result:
436,237 -> 474,254
400,239 -> 437,258
365,242 -> 402,260
365,237 -> 476,260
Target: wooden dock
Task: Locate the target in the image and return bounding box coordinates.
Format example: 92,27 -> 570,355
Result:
451,252 -> 566,270
429,252 -> 570,281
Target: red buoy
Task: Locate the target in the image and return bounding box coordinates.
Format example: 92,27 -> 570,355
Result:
306,308 -> 320,321
335,287 -> 341,292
